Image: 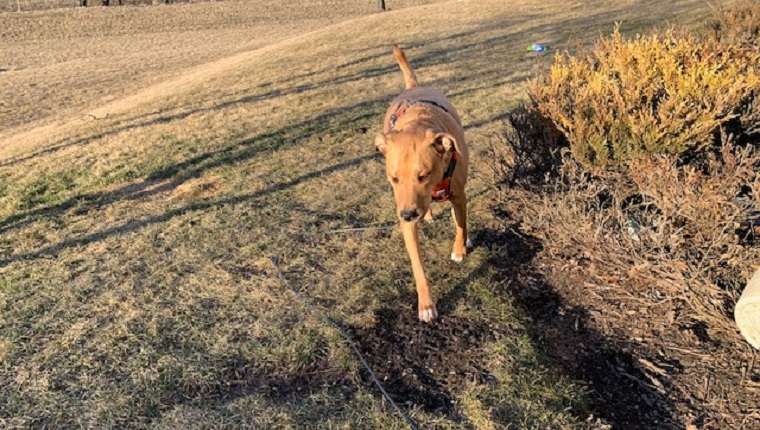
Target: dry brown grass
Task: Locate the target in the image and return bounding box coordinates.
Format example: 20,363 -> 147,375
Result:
0,0 -> 732,428
2,0 -> 449,13
0,0 -> 406,140
516,138 -> 760,333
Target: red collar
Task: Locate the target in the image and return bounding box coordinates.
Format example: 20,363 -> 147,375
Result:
432,151 -> 458,202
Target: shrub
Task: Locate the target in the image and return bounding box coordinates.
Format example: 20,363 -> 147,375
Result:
529,28 -> 760,168
706,0 -> 760,135
505,126 -> 759,339
496,11 -> 760,425
706,0 -> 760,48
484,104 -> 565,189
626,138 -> 760,329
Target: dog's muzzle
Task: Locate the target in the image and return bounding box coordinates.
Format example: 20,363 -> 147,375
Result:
399,209 -> 420,222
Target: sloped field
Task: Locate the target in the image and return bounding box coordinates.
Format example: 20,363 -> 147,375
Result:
0,0 -> 743,428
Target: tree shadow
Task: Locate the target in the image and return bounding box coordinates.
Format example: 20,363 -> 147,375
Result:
0,153 -> 376,267
0,98 -> 384,235
0,2 -> 717,427
0,4 -> 634,240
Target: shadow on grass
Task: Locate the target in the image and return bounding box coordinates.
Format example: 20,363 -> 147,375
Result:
0,5 -> 695,425
0,153 -> 376,267
0,98 -> 384,236
18,200 -> 679,428
0,4 -> 633,239
332,216 -> 678,428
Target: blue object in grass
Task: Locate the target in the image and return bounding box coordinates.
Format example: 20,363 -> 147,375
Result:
527,44 -> 546,52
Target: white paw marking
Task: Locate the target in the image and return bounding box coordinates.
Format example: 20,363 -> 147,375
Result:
465,238 -> 473,249
451,253 -> 464,263
418,308 -> 437,322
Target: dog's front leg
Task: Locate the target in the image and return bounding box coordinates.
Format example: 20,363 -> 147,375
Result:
450,195 -> 470,263
401,221 -> 437,322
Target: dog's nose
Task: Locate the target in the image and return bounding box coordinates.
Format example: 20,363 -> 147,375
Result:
400,209 -> 419,222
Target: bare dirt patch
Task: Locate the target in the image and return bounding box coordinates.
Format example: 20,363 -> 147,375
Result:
349,309 -> 501,417
170,176 -> 220,201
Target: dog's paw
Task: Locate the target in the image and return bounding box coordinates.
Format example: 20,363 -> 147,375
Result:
418,303 -> 438,323
451,252 -> 465,263
452,237 -> 472,263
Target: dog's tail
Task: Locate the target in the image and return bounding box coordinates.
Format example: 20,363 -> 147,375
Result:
393,44 -> 418,89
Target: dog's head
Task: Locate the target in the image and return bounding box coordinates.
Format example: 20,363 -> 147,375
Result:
374,127 -> 456,222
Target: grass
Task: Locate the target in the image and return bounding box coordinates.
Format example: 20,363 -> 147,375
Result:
0,0 -> 413,140
0,0 -> 729,428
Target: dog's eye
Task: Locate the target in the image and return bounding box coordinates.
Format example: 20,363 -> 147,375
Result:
418,174 -> 429,183
391,177 -> 399,184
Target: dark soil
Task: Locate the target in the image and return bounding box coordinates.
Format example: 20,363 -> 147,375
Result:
349,309 -> 501,418
536,259 -> 760,430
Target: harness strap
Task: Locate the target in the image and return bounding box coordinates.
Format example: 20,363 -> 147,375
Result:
388,99 -> 450,130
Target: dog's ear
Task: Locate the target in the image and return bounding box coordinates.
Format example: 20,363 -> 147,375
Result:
431,133 -> 456,155
374,132 -> 389,155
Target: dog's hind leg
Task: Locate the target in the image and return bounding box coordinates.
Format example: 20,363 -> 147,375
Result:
401,221 -> 437,322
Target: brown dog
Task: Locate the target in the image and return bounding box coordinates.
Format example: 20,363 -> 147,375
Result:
374,45 -> 470,323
